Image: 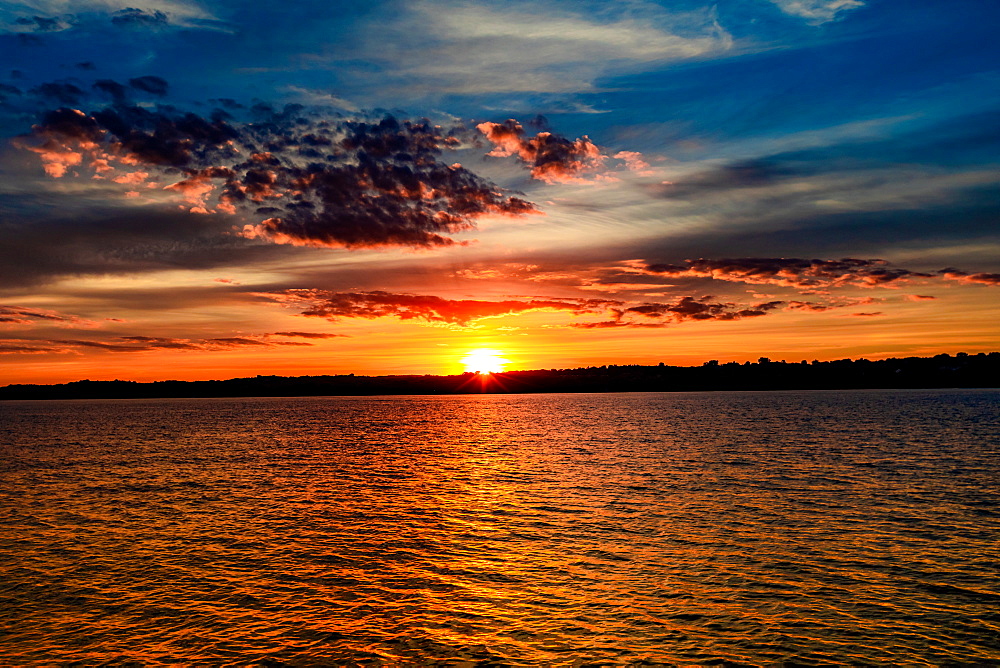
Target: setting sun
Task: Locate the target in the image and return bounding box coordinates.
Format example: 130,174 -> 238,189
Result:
460,349 -> 509,374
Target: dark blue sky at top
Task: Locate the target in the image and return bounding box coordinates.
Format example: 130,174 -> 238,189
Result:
3,0 -> 998,138
1,0 -> 999,271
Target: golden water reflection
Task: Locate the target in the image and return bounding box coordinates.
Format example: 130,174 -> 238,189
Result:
1,391 -> 999,664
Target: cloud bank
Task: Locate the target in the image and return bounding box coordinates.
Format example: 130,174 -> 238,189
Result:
18,106 -> 539,249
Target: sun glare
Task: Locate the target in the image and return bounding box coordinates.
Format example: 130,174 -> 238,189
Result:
461,349 -> 508,374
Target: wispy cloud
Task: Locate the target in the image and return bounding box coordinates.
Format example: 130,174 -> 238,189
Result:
769,0 -> 864,24
0,0 -> 222,32
0,333 -> 316,355
348,0 -> 732,95
631,257 -> 932,290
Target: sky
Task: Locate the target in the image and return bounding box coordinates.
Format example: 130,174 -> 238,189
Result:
1,0 -> 999,384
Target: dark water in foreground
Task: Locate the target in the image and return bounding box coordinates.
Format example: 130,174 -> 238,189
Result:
1,390 -> 998,666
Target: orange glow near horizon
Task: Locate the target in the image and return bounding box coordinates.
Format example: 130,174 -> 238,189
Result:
2,283 -> 1000,386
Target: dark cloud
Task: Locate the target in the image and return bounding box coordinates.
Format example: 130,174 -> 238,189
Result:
238,116 -> 538,248
20,108 -> 539,249
76,62 -> 96,71
211,98 -> 244,110
622,296 -> 782,323
128,75 -> 169,97
0,83 -> 21,103
14,15 -> 66,32
16,34 -> 45,46
615,197 -> 1000,271
93,79 -> 129,102
31,82 -> 86,105
111,9 -> 169,29
637,257 -> 933,289
648,160 -> 792,197
0,191 -> 288,288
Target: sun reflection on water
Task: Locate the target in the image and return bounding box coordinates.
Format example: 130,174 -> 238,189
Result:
1,391 -> 999,664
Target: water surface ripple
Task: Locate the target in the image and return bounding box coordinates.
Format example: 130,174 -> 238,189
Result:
1,390 -> 999,665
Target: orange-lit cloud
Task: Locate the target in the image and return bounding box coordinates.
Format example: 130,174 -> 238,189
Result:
21,109 -> 539,249
939,269 -> 1000,286
260,289 -> 616,326
477,119 -> 608,183
258,288 -> 864,330
0,305 -> 94,327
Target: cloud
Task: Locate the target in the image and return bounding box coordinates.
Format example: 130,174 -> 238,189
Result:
0,83 -> 22,102
204,336 -> 310,347
650,160 -> 791,197
258,288 -> 826,330
0,330 -> 369,356
783,296 -> 877,311
110,8 -> 169,28
270,331 -> 347,339
352,1 -> 731,95
0,344 -> 51,354
12,14 -> 69,32
16,33 -> 45,45
0,192 -> 283,288
30,82 -> 86,105
0,305 -> 90,326
128,75 -> 169,96
620,295 -> 783,323
93,79 -> 128,101
633,257 -> 933,290
939,269 -> 1000,286
0,1 -> 220,33
478,119 -> 650,183
260,289 -> 615,326
478,119 -> 606,183
769,0 -> 864,24
19,107 -> 539,249
0,334 -> 317,355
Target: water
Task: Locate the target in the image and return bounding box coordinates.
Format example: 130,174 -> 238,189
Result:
1,390 -> 998,666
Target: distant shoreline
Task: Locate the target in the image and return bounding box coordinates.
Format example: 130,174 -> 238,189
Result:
3,352 -> 998,400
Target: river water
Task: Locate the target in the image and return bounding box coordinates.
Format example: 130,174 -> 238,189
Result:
1,390 -> 998,665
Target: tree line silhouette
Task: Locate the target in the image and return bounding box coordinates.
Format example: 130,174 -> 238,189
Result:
3,352 -> 998,400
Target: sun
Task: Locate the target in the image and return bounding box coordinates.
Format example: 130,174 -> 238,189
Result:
460,349 -> 508,374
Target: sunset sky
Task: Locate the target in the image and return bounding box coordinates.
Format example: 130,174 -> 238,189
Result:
1,0 -> 998,384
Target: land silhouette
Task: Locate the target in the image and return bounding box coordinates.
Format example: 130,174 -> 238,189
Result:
2,352 -> 998,400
